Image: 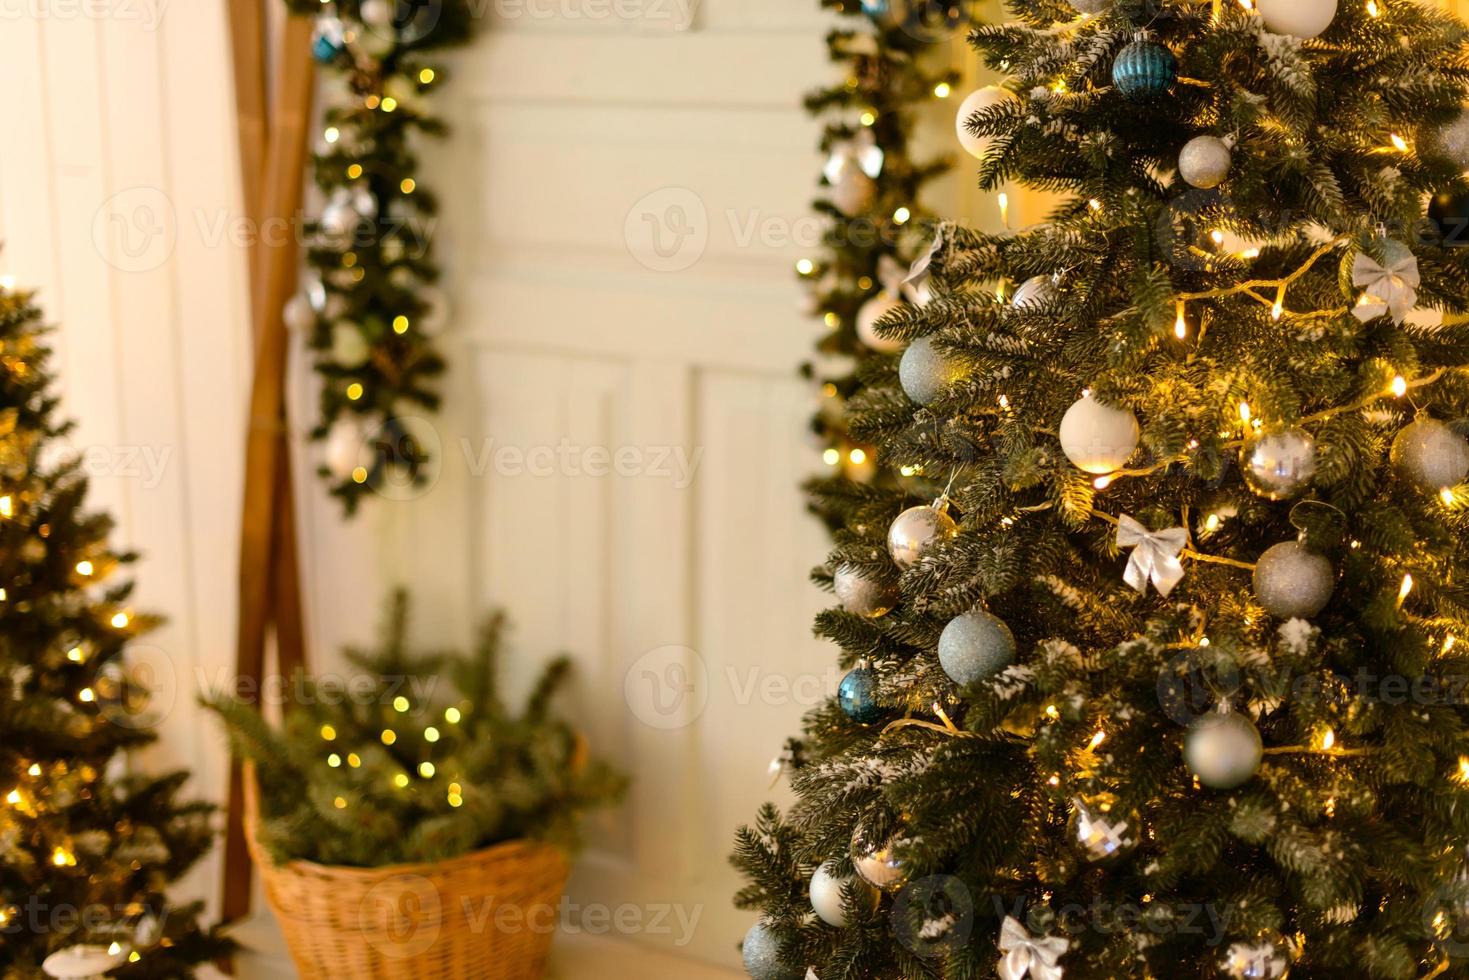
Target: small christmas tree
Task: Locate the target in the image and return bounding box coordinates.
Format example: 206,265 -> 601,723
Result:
735,1 -> 1469,977
0,282 -> 228,976
208,590 -> 626,867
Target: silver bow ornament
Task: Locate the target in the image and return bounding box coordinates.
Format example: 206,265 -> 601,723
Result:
1117,514 -> 1188,597
1351,240 -> 1419,324
997,916 -> 1068,980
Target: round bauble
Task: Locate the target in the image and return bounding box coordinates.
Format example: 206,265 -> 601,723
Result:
1111,38 -> 1176,102
1059,394 -> 1140,475
1419,110 -> 1469,171
899,335 -> 962,406
283,293 -> 317,332
1217,932 -> 1292,980
319,199 -> 364,244
956,86 -> 1016,161
834,564 -> 898,618
856,294 -> 906,354
1069,793 -> 1141,864
359,0 -> 394,29
851,816 -> 911,892
938,609 -> 1016,686
331,323 -> 372,369
1185,711 -> 1263,790
1241,427 -> 1316,500
1392,417 -> 1469,492
1253,541 -> 1334,620
1179,135 -> 1232,190
887,504 -> 958,569
831,165 -> 877,218
324,416 -> 373,481
838,666 -> 884,725
810,859 -> 879,927
1068,0 -> 1110,12
742,922 -> 803,980
1012,275 -> 1058,310
1257,0 -> 1336,39
1429,189 -> 1469,248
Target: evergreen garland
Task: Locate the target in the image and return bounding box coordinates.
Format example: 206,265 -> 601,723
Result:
284,0 -> 475,514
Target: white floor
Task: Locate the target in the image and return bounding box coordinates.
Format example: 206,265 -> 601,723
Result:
230,912 -> 742,979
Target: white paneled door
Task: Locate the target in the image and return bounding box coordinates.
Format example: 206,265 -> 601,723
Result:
427,2 -> 842,969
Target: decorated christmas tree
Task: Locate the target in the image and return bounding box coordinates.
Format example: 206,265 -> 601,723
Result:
0,282 -> 228,976
734,1 -> 1469,977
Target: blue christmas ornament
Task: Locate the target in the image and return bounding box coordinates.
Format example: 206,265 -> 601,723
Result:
312,17 -> 346,65
860,0 -> 890,15
938,609 -> 1016,686
839,666 -> 884,725
1112,37 -> 1176,101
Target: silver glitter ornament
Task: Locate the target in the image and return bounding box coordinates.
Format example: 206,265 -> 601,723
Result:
1241,427 -> 1316,500
810,858 -> 879,927
742,922 -> 803,980
834,564 -> 898,618
1392,417 -> 1469,492
1068,0 -> 1110,11
851,817 -> 911,892
899,334 -> 963,405
1217,931 -> 1292,980
888,504 -> 958,569
1179,135 -> 1232,189
1185,710 -> 1263,789
1420,109 -> 1469,171
1253,541 -> 1334,620
938,609 -> 1016,685
1069,793 -> 1141,864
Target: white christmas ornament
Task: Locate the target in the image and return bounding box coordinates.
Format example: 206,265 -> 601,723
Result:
1178,135 -> 1232,189
1256,0 -> 1337,39
956,86 -> 1016,160
42,945 -> 129,980
1012,275 -> 1057,310
1392,417 -> 1469,492
997,917 -> 1068,980
324,416 -> 372,480
830,164 -> 877,218
810,859 -> 878,927
857,293 -> 906,353
331,322 -> 372,369
283,293 -> 317,332
360,0 -> 394,29
888,504 -> 958,569
1059,394 -> 1140,474
1185,710 -> 1263,789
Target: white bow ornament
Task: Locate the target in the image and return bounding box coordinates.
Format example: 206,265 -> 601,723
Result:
1351,240 -> 1419,324
1116,514 -> 1188,597
997,916 -> 1068,980
902,226 -> 945,305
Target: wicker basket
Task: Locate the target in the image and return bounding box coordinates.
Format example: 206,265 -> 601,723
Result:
244,770 -> 570,979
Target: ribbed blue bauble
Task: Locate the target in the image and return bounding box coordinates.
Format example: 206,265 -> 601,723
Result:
1111,38 -> 1176,101
938,609 -> 1016,686
742,922 -> 804,980
839,667 -> 884,725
